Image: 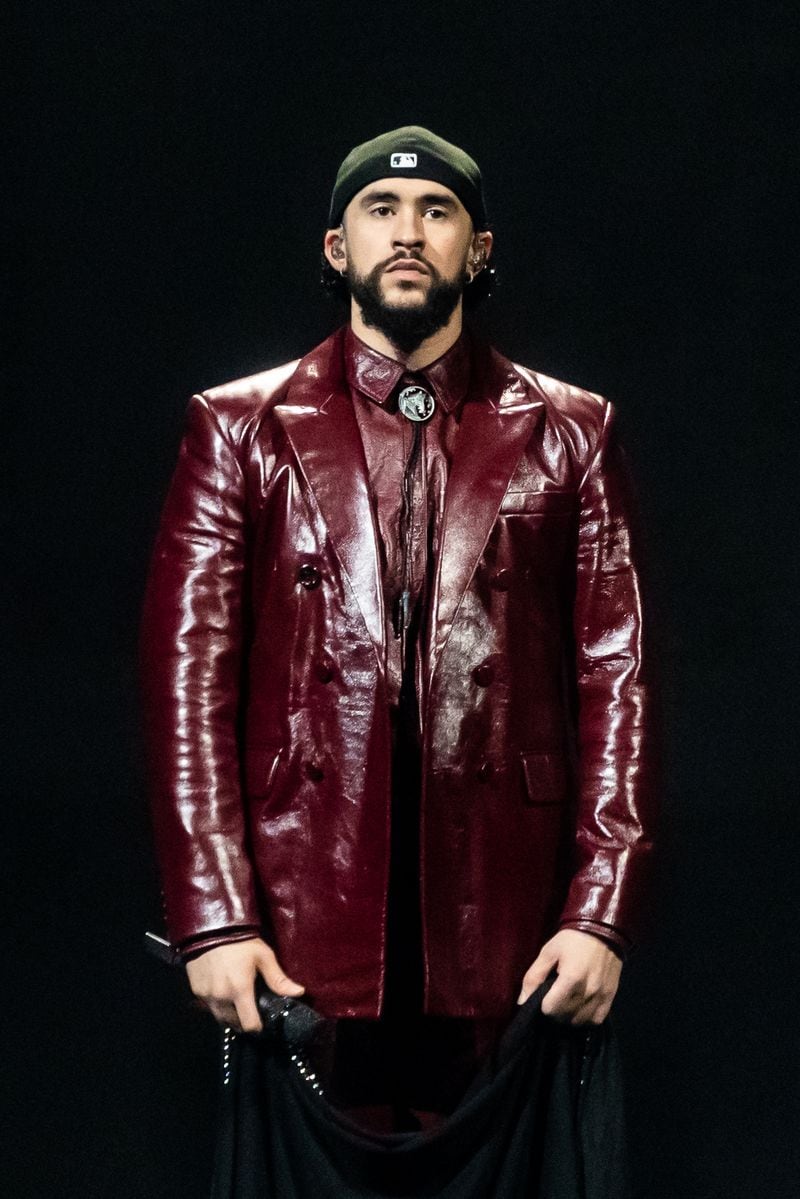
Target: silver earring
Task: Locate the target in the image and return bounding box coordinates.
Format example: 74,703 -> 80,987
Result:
467,257 -> 483,283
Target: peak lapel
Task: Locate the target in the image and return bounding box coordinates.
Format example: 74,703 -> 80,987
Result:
274,335 -> 385,668
426,353 -> 546,684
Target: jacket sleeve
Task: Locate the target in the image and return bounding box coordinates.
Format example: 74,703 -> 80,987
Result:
140,393 -> 261,947
558,400 -> 657,953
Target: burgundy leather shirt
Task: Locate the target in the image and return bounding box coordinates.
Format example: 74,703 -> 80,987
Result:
347,327 -> 469,711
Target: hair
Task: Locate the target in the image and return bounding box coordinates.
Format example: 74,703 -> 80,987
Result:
319,225 -> 497,311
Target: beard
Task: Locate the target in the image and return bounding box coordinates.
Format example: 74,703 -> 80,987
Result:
346,257 -> 466,356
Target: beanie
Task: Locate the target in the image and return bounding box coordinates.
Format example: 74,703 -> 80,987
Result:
328,125 -> 487,229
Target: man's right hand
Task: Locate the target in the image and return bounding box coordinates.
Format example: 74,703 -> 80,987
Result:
185,938 -> 305,1033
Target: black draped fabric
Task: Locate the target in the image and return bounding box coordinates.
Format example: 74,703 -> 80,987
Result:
210,982 -> 630,1199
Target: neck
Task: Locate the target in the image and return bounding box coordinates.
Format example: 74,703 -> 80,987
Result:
350,302 -> 463,370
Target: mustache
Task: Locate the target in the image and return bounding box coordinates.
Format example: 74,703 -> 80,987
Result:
382,251 -> 436,275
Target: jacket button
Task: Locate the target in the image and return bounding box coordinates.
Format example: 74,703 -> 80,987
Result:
314,660 -> 334,683
476,760 -> 495,784
490,568 -> 512,591
473,661 -> 495,687
297,564 -> 321,589
304,761 -> 324,782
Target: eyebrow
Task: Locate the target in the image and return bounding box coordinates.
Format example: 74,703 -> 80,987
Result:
357,189 -> 458,209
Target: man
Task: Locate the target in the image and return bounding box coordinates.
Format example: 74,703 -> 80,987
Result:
141,126 -> 654,1122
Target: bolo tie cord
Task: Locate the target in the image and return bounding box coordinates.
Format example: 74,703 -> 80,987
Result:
394,417 -> 423,645
392,383 -> 435,653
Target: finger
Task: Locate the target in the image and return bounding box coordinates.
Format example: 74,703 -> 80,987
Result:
571,1004 -> 606,1027
206,999 -> 241,1032
516,952 -> 555,1005
569,1000 -> 597,1026
234,986 -> 263,1034
257,949 -> 305,997
541,974 -> 585,1019
570,986 -> 616,1025
579,997 -> 613,1026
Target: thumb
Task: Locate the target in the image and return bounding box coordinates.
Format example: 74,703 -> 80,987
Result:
256,948 -> 305,997
517,945 -> 557,1005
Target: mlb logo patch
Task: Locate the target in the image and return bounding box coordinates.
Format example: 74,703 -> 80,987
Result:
390,152 -> 417,168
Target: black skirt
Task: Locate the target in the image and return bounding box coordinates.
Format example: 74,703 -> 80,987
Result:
210,982 -> 630,1199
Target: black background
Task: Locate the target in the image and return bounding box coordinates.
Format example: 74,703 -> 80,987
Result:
8,2 -> 798,1196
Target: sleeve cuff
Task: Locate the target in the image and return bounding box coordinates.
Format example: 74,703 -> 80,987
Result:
176,926 -> 262,962
558,919 -> 632,960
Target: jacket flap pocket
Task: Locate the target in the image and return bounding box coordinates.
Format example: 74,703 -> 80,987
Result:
500,489 -> 575,515
520,751 -> 567,806
244,746 -> 282,797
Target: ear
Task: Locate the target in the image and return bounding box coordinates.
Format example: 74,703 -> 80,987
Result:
469,229 -> 493,273
323,228 -> 347,272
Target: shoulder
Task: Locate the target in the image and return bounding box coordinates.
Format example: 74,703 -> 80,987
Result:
191,358 -> 300,446
202,358 -> 301,409
477,339 -> 614,475
501,347 -> 614,467
473,336 -> 609,427
510,358 -> 611,441
194,359 -> 299,441
191,328 -> 346,443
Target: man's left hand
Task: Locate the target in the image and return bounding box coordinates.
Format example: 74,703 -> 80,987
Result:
517,929 -> 622,1024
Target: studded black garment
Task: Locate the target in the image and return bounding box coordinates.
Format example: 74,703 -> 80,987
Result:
210,981 -> 630,1199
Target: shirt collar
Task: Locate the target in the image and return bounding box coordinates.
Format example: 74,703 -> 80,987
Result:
344,325 -> 471,414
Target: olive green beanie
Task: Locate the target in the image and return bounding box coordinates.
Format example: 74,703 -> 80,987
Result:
328,125 -> 488,229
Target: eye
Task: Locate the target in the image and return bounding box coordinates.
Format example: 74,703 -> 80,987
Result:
369,204 -> 394,217
425,207 -> 448,219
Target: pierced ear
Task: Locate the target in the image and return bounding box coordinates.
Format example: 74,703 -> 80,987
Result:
468,249 -> 486,275
323,229 -> 348,275
471,231 -> 493,269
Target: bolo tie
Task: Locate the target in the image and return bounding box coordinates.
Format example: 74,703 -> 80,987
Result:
393,382 -> 436,663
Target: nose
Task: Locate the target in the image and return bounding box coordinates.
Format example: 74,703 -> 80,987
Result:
392,206 -> 425,251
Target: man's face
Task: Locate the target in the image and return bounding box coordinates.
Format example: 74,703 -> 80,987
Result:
323,177 -> 491,353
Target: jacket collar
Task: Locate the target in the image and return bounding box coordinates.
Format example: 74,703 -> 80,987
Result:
344,325 -> 471,413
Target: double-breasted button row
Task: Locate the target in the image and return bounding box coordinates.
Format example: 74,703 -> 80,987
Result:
297,564 -> 321,589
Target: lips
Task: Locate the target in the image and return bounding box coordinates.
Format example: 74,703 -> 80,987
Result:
386,260 -> 429,274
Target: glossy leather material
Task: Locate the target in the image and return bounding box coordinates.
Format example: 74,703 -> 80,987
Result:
140,326 -> 655,1018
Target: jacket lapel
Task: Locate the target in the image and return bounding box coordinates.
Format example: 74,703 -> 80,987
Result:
426,348 -> 546,687
274,331 -> 386,668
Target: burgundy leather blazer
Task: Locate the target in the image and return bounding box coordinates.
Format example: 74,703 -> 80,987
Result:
140,326 -> 656,1019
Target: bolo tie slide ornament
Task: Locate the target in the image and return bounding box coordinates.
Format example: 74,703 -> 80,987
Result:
398,384 -> 435,422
